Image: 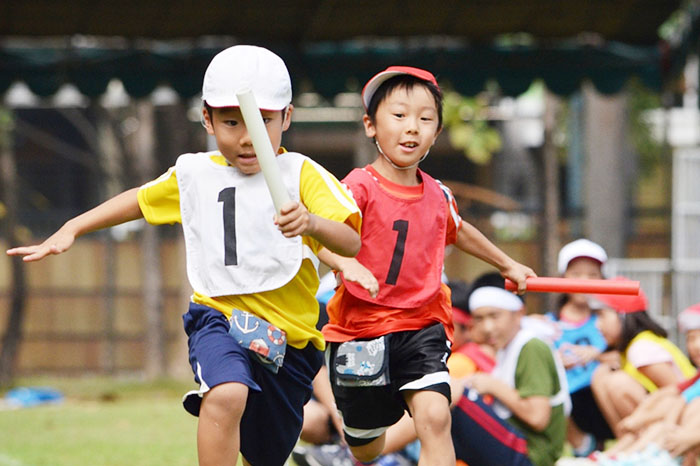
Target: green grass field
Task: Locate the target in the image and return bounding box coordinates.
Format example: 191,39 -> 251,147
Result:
0,377 -> 277,466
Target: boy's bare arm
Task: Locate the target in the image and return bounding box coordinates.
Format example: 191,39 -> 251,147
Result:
317,248 -> 379,298
466,373 -> 551,431
276,201 -> 361,257
454,220 -> 536,293
6,187 -> 143,262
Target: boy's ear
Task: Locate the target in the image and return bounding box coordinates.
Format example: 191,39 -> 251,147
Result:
282,105 -> 294,131
362,114 -> 376,138
202,107 -> 215,135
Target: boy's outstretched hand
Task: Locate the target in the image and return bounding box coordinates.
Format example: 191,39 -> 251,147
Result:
6,228 -> 77,262
338,259 -> 379,298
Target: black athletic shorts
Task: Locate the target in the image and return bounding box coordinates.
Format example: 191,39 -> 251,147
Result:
327,322 -> 451,446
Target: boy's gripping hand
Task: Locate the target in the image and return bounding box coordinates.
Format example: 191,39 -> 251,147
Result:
275,200 -> 313,238
6,227 -> 77,262
501,260 -> 537,295
275,201 -> 361,257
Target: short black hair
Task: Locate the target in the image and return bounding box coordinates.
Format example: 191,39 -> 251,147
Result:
448,280 -> 471,312
466,271 -> 524,312
366,74 -> 443,130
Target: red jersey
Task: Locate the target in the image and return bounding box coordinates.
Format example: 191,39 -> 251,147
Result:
323,165 -> 462,342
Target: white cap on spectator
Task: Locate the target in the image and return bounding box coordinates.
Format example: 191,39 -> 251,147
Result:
678,303 -> 700,333
202,45 -> 292,110
557,239 -> 608,275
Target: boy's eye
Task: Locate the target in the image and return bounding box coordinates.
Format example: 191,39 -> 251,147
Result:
393,113 -> 404,118
263,117 -> 272,124
224,120 -> 239,126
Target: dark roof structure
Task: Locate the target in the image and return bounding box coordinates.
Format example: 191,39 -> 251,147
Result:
1,0 -> 698,98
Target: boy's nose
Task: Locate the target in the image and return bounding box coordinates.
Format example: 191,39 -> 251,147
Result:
405,117 -> 420,133
240,130 -> 253,146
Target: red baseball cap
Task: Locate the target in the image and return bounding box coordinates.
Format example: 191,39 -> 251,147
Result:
589,277 -> 648,313
361,66 -> 439,109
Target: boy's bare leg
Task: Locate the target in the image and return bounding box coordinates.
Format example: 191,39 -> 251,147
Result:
301,399 -> 335,444
404,390 -> 455,466
349,433 -> 386,463
591,365 -> 646,437
667,399 -> 700,461
198,382 -> 249,466
620,421 -> 666,454
383,413 -> 417,454
566,418 -> 588,452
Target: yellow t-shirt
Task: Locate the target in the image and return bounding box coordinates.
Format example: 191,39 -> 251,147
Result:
137,152 -> 360,350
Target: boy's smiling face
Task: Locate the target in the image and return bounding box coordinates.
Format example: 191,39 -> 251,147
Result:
363,84 -> 441,170
202,105 -> 292,175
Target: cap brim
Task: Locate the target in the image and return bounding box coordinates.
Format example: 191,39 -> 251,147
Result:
203,95 -> 288,111
361,70 -> 407,109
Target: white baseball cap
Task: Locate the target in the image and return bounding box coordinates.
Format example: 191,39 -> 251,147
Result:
678,303 -> 700,333
202,45 -> 292,110
557,239 -> 608,274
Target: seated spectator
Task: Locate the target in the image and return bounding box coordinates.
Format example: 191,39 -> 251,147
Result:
547,239 -> 615,456
590,280 -> 696,436
449,273 -> 569,466
557,302 -> 700,466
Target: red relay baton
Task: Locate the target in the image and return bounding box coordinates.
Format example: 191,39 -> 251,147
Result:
505,277 -> 640,295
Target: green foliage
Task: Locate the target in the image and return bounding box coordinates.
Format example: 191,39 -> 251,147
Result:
443,91 -> 502,165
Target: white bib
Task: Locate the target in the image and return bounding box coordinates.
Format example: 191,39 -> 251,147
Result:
176,151 -> 308,296
491,328 -> 571,419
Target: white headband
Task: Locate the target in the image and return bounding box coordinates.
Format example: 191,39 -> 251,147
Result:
469,286 -> 524,312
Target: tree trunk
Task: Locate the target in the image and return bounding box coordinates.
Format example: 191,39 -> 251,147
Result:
0,109 -> 26,387
134,100 -> 165,379
542,92 -> 562,311
583,83 -> 629,257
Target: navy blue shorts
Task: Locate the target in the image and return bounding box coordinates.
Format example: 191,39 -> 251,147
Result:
182,303 -> 323,465
452,388 -> 532,466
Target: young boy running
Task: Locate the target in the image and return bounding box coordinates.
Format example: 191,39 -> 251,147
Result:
7,45 -> 362,466
319,66 -> 535,465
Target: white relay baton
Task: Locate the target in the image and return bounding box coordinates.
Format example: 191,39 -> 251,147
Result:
236,88 -> 291,214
